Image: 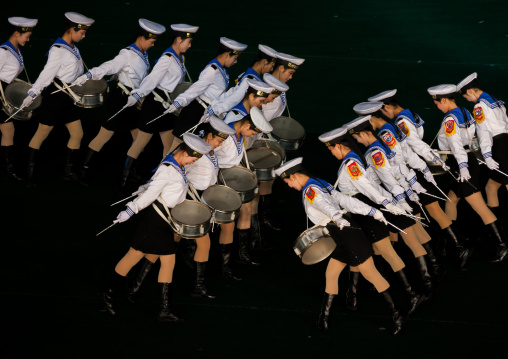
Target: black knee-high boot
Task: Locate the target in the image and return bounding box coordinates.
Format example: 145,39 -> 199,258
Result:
250,214 -> 272,250
127,258 -> 154,304
191,262 -> 216,299
380,288 -> 403,335
442,223 -> 473,269
260,194 -> 281,231
316,292 -> 336,331
487,221 -> 508,263
236,228 -> 260,266
158,282 -> 183,322
26,147 -> 38,181
102,271 -> 126,315
415,256 -> 433,298
62,147 -> 87,186
422,241 -> 446,281
120,156 -> 135,189
345,271 -> 359,311
178,238 -> 196,270
1,146 -> 22,181
220,243 -> 242,281
395,268 -> 423,315
80,147 -> 97,181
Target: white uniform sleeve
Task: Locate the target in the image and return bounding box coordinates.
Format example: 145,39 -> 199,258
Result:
368,150 -> 407,201
29,48 -> 63,96
126,165 -> 171,213
209,80 -> 249,116
397,118 -> 440,162
305,186 -> 343,220
0,50 -> 6,73
331,190 -> 375,216
343,160 -> 393,206
473,103 -> 493,159
87,49 -> 129,81
262,97 -> 284,121
401,141 -> 429,172
443,117 -> 469,169
173,66 -> 215,108
134,55 -> 172,98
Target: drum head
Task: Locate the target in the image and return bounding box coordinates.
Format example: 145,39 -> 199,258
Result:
302,236 -> 336,265
170,82 -> 192,101
251,139 -> 286,161
247,148 -> 282,169
73,79 -> 108,95
271,116 -> 305,141
171,200 -> 211,225
220,167 -> 257,192
202,185 -> 242,212
5,82 -> 42,110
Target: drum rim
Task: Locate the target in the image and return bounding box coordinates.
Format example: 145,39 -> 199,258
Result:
202,184 -> 242,214
171,199 -> 212,227
4,82 -> 42,112
301,237 -> 336,265
271,116 -> 306,139
72,79 -> 109,95
246,147 -> 283,170
219,166 -> 258,192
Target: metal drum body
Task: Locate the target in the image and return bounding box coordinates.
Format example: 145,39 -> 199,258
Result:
170,200 -> 212,238
2,82 -> 42,120
170,82 -> 192,116
270,116 -> 306,151
470,136 -> 484,161
72,79 -> 108,108
201,185 -> 242,223
294,226 -> 336,265
250,138 -> 286,162
246,146 -> 283,181
426,150 -> 449,176
218,166 -> 258,203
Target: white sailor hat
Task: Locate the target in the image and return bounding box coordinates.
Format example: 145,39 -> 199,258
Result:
258,44 -> 278,63
65,12 -> 94,30
171,24 -> 199,39
275,157 -> 304,179
318,126 -> 349,146
139,19 -> 166,39
220,37 -> 248,55
182,133 -> 212,158
209,116 -> 236,139
246,79 -> 272,98
250,107 -> 273,134
8,17 -> 38,32
368,89 -> 397,103
456,73 -> 479,94
427,84 -> 457,100
353,102 -> 384,115
262,73 -> 289,95
275,52 -> 305,70
345,115 -> 373,135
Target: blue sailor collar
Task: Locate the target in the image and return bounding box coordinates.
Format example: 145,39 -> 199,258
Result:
154,154 -> 188,183
379,122 -> 406,141
206,151 -> 218,168
301,177 -> 334,207
227,121 -> 244,155
443,107 -> 475,128
237,67 -> 261,84
127,43 -> 150,68
231,102 -> 248,117
280,92 -> 287,105
0,41 -> 23,67
159,46 -> 186,76
366,140 -> 395,159
397,109 -> 424,128
206,58 -> 229,88
47,38 -> 81,60
478,92 -> 505,109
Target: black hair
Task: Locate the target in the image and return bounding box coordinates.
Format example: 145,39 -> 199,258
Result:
216,44 -> 237,57
7,25 -> 31,38
383,96 -> 401,107
341,134 -> 369,168
125,28 -> 151,47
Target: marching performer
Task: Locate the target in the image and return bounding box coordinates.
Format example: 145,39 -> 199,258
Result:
119,24 -> 198,187
367,90 -> 472,268
73,19 -> 166,182
456,73 -> 508,217
428,84 -> 508,262
101,133 -> 211,321
0,17 -> 37,180
21,12 -> 94,183
274,157 -> 404,335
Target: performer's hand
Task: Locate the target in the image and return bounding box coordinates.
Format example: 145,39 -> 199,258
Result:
459,167 -> 471,182
72,74 -> 89,86
124,95 -> 138,108
114,207 -> 134,223
21,95 -> 34,109
332,214 -> 350,230
373,210 -> 388,225
385,203 -> 406,215
485,157 -> 500,170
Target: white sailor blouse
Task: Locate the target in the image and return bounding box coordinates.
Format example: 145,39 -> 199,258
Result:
185,151 -> 219,191
131,47 -> 186,99
437,107 -> 476,170
125,154 -> 188,214
302,178 -> 375,225
215,122 -> 245,168
262,92 -> 287,121
0,41 -> 24,84
85,43 -> 150,89
473,92 -> 508,160
29,38 -> 84,97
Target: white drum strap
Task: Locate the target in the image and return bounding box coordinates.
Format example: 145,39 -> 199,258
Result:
196,96 -> 209,110
117,81 -> 131,96
152,197 -> 178,232
53,80 -> 81,102
243,142 -> 251,170
23,65 -> 31,85
187,182 -> 200,201
286,102 -> 291,118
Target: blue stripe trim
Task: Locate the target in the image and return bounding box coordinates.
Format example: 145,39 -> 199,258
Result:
392,199 -> 398,205
458,162 -> 469,169
132,93 -> 141,101
28,91 -> 36,98
207,106 -> 215,115
173,101 -> 181,109
406,189 -> 414,197
368,208 -> 376,216
382,199 -> 389,207
423,167 -> 430,173
85,71 -> 92,79
395,193 -> 406,200
408,176 -> 417,185
483,152 -> 492,159
126,207 -> 135,217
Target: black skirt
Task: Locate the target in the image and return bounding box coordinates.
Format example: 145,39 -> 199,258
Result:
350,194 -> 390,244
327,218 -> 374,267
101,86 -> 139,131
172,99 -> 207,137
137,88 -> 177,134
414,170 -> 439,206
130,202 -> 176,255
37,83 -> 81,126
446,152 -> 481,198
489,133 -> 508,185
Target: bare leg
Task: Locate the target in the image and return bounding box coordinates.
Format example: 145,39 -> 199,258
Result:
219,222 -> 235,244
160,130 -> 175,158
357,257 -> 390,293
114,247 -> 146,276
88,127 -> 115,152
425,201 -> 453,229
324,258 -> 347,294
28,123 -> 54,149
127,130 -> 153,159
465,192 -> 497,225
65,120 -> 84,149
194,234 -> 211,262
0,122 -> 15,146
167,136 -> 183,155
413,221 -> 432,245
400,226 -> 427,258
158,254 -> 176,283
485,179 -> 502,208
373,237 -> 405,272
236,202 -> 252,229
445,190 -> 460,221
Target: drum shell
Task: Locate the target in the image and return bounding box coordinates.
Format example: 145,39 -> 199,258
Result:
2,81 -> 42,120
201,185 -> 242,223
270,116 -> 306,151
72,79 -> 109,108
170,82 -> 192,116
294,226 -> 336,265
246,146 -> 283,182
170,200 -> 212,238
250,138 -> 286,162
217,166 -> 258,203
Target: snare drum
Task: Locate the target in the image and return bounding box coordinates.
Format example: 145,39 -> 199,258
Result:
294,226 -> 336,265
218,166 -> 258,203
470,135 -> 484,161
250,138 -> 286,162
1,82 -> 42,120
201,185 -> 242,223
170,82 -> 192,116
426,150 -> 449,176
270,116 -> 306,151
246,146 -> 283,181
170,200 -> 212,238
72,79 -> 109,108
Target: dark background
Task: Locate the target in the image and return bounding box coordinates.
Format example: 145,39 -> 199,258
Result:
1,0 -> 508,357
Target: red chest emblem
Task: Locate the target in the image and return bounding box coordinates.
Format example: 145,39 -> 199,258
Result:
382,133 -> 397,148
444,119 -> 456,136
474,107 -> 485,124
306,187 -> 316,203
373,152 -> 385,168
347,162 -> 362,180
398,122 -> 410,136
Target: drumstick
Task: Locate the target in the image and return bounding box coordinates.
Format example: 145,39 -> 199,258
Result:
50,83 -> 78,94
421,191 -> 447,202
433,183 -> 452,202
110,195 -> 136,206
385,220 -> 408,235
417,202 -> 431,222
220,170 -> 228,187
106,107 -> 126,122
477,159 -> 508,178
145,112 -> 168,126
4,107 -> 25,122
96,222 -> 117,236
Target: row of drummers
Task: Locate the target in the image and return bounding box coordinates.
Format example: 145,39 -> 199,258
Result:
0,14 -> 304,192
272,75 -> 508,334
